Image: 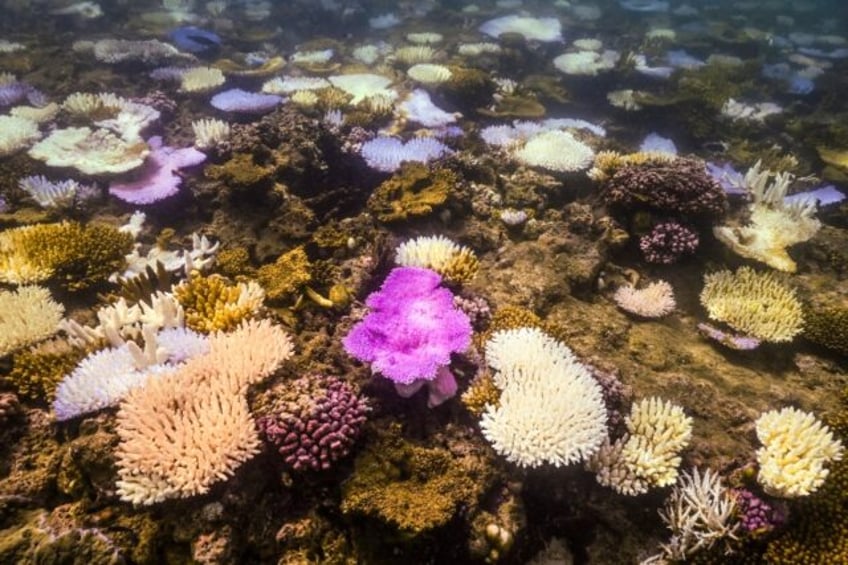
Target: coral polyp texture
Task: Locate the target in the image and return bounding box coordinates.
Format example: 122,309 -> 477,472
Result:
602,157 -> 727,220
258,375 -> 369,472
394,235 -> 479,284
173,274 -> 265,333
639,221 -> 699,264
480,327 -> 607,468
699,266 -> 804,343
613,280 -> 676,318
755,407 -> 844,498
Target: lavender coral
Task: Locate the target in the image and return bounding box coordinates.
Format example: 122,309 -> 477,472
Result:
343,267 -> 471,401
258,375 -> 369,472
639,221 -> 699,264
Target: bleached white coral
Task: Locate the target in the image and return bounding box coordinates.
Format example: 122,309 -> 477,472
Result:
192,118 -> 231,149
755,407 -> 844,498
480,327 -> 607,468
514,130 -> 595,173
180,67 -> 226,93
553,50 -> 620,75
261,76 -> 329,94
479,15 -> 562,42
28,127 -> 149,175
713,161 -> 821,272
327,73 -> 396,105
645,468 -> 739,563
0,115 -> 41,156
18,175 -> 97,209
587,397 -> 692,495
0,286 -> 64,357
407,63 -> 452,84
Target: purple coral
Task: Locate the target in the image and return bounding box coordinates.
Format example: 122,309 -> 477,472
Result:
343,266 -> 471,394
109,136 -> 206,204
258,375 -> 369,472
359,136 -> 451,173
603,158 -> 727,219
639,221 -> 699,264
210,88 -> 283,114
732,488 -> 785,535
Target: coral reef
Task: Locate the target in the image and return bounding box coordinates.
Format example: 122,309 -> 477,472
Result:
366,163 -> 456,223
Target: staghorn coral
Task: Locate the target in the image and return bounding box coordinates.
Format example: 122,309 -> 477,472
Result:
256,247 -> 312,304
0,286 -> 64,357
8,339 -> 87,401
602,157 -> 727,220
755,407 -> 844,498
173,274 -> 265,333
257,374 -> 369,472
700,266 -> 804,343
0,222 -> 133,291
366,163 -> 455,223
461,369 -> 500,417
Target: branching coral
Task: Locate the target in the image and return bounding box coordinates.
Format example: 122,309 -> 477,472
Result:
395,235 -> 479,284
713,161 -> 822,272
755,407 -> 844,498
699,266 -> 804,343
8,339 -> 87,400
480,327 -> 607,467
0,221 -> 133,290
587,397 -> 692,495
0,286 -> 64,357
173,274 -> 265,333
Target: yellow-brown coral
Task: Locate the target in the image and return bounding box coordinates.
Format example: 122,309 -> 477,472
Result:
699,266 -> 803,342
461,370 -> 501,417
8,339 -> 87,400
0,222 -> 133,291
367,163 -> 454,223
0,286 -> 65,357
256,247 -> 312,304
588,150 -> 676,182
173,274 -> 265,333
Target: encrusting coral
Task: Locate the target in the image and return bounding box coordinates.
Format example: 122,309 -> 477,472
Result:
173,273 -> 265,333
256,246 -> 312,304
366,162 -> 455,223
0,221 -> 133,291
699,266 -> 804,343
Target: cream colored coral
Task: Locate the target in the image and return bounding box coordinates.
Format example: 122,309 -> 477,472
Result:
480,327 -> 607,468
180,67 -> 226,93
587,397 -> 692,495
0,115 -> 41,156
115,319 -> 294,505
613,281 -> 675,318
755,407 -> 844,498
28,127 -> 149,175
699,266 -> 803,342
394,45 -> 436,64
395,235 -> 478,279
0,286 -> 64,357
407,63 -> 452,84
515,130 -> 595,173
713,161 -> 821,272
192,118 -> 230,149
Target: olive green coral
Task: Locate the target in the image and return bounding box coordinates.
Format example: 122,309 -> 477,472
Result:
0,221 -> 133,291
341,424 -> 487,537
8,339 -> 87,401
256,246 -> 312,304
367,163 -> 455,223
804,305 -> 848,357
173,274 -> 265,333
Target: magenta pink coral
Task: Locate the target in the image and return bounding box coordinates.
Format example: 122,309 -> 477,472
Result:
343,267 -> 471,385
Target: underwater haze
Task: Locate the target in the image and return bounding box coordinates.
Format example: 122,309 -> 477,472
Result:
1,0 -> 848,563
